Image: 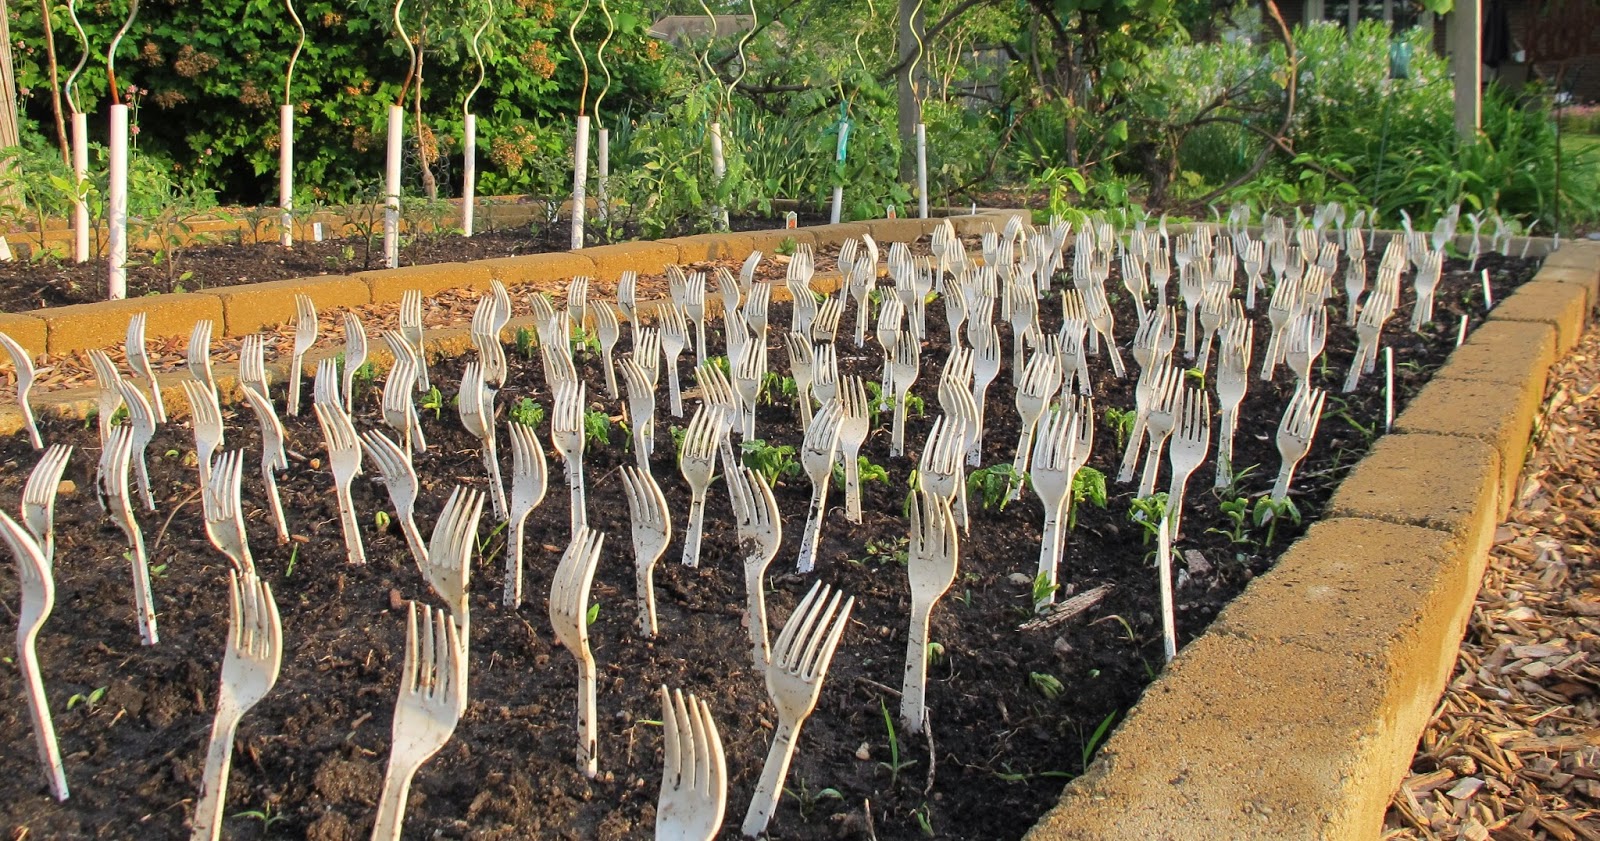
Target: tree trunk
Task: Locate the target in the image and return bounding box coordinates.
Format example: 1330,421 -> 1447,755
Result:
40,0 -> 67,163
895,0 -> 926,184
412,38 -> 437,201
0,0 -> 20,208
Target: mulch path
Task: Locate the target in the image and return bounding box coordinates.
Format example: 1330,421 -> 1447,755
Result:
1384,326 -> 1600,841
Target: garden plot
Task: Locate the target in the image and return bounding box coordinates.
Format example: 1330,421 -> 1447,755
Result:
0,214 -> 1539,840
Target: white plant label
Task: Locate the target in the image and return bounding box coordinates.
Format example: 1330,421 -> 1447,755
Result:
887,205 -> 896,220
0,236 -> 13,262
1158,515 -> 1176,664
1457,314 -> 1469,348
1481,269 -> 1493,310
1384,347 -> 1395,433
785,212 -> 798,230
313,222 -> 324,242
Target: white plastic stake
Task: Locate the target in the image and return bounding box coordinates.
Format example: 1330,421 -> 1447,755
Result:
108,103 -> 130,300
0,237 -> 12,261
830,119 -> 850,225
1158,515 -> 1176,664
596,126 -> 609,224
312,222 -> 324,242
462,113 -> 477,237
1481,269 -> 1493,310
1457,314 -> 1469,347
383,104 -> 403,269
916,122 -> 928,219
72,112 -> 89,263
280,104 -> 294,246
709,121 -> 726,230
1384,347 -> 1395,433
571,114 -> 589,250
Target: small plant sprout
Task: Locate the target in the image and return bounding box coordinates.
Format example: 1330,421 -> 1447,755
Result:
1252,496 -> 1302,547
1069,466 -> 1108,530
1104,406 -> 1136,451
1030,571 -> 1059,612
832,456 -> 887,490
1213,497 -> 1252,544
877,698 -> 917,788
510,398 -> 545,428
419,386 -> 445,419
740,439 -> 801,485
582,410 -> 612,448
967,463 -> 1025,511
1128,493 -> 1170,544
1029,671 -> 1064,700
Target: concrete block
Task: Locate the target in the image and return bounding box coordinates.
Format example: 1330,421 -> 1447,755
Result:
41,293 -> 226,356
576,242 -> 679,282
1395,375 -> 1544,514
0,313 -> 49,361
662,233 -> 755,264
1326,433 -> 1499,545
744,227 -> 815,255
479,252 -> 598,294
866,217 -> 931,244
805,222 -> 873,247
359,262 -> 495,303
1434,320 -> 1556,386
1488,279 -> 1589,353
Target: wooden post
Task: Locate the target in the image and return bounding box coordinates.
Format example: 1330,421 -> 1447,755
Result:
1452,0 -> 1483,141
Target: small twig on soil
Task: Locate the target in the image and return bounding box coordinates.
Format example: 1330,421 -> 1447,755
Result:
153,489 -> 203,552
855,676 -> 902,698
864,798 -> 878,841
924,714 -> 937,797
1018,584 -> 1114,632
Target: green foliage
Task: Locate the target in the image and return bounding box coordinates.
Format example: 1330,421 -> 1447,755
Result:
1128,492 -> 1170,544
1212,496 -> 1252,544
832,455 -> 888,490
419,386 -> 444,419
570,324 -> 601,357
1029,671 -> 1064,701
849,535 -> 908,567
1252,496 -> 1302,547
1069,466 -> 1108,530
740,438 -> 801,485
1104,407 -> 1136,452
582,409 -> 612,448
967,464 -> 1025,511
510,397 -> 545,428
515,327 -> 537,361
1030,571 -> 1059,610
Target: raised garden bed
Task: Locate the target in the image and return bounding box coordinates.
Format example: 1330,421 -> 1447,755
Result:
0,232 -> 1556,840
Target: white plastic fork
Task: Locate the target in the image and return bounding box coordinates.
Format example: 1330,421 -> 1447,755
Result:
678,405 -> 721,569
400,289 -> 431,392
21,444 -> 71,564
888,330 -> 919,458
239,383 -> 290,544
287,294 -> 316,416
621,356 -> 657,470
362,429 -> 427,568
239,334 -> 270,404
0,331 -> 42,449
660,302 -> 690,417
1011,350 -> 1059,486
371,602 -> 467,841
1,509 -> 67,803
381,348 -> 426,455
970,325 -> 1001,460
1030,406 -> 1079,610
1272,384 -> 1327,502
1214,319 -> 1254,488
99,425 -> 158,645
188,319 -> 217,396
552,379 -> 588,536
783,332 -> 814,430
342,312 -> 368,412
901,489 -> 958,735
741,581 -> 854,837
457,361 -> 508,521
619,271 -> 641,345
503,422 -> 549,608
191,570 -> 282,841
470,295 -> 508,391
684,271 -> 709,367
728,466 -> 780,670
550,527 -> 605,778
425,486 -> 483,641
795,400 -> 843,574
202,450 -> 253,575
312,388 -> 366,565
117,378 -> 158,511
1283,305 -> 1328,386
1164,387 -> 1211,538
657,685 -> 727,841
918,414 -> 968,532
183,378 -> 225,492
731,335 -> 767,440
595,301 -> 622,399
1138,368 -> 1183,497
743,282 -> 771,337
837,376 -> 871,524
126,312 -> 166,423
1083,281 -> 1126,377
621,466 -> 671,636
88,349 -> 124,446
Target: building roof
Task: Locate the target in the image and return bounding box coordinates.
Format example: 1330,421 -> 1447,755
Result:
647,15 -> 781,47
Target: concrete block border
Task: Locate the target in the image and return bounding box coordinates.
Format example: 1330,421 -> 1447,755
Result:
0,218 -> 1584,841
1025,241 -> 1598,841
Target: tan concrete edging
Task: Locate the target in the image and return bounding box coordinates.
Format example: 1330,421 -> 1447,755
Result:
1025,241 -> 1599,841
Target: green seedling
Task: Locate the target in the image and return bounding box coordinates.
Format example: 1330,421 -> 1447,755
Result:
669,425 -> 688,457
967,464 -> 1025,511
583,410 -> 612,448
285,544 -> 300,578
586,603 -> 600,626
877,698 -> 916,788
775,236 -> 798,256
67,686 -> 107,711
831,455 -> 888,490
1104,407 -> 1136,451
510,397 -> 545,428
351,361 -> 378,397
1030,571 -> 1059,611
1212,496 -> 1252,544
1029,671 -> 1064,700
1252,496 -> 1302,547
1184,367 -> 1206,389
1069,466 -> 1108,529
915,806 -> 936,837
926,641 -> 946,666
571,325 -> 601,356
1079,710 -> 1119,769
741,439 -> 801,484
374,510 -> 392,532
232,804 -> 288,832
848,536 -> 908,567
1128,493 -> 1170,544
515,326 -> 537,360
420,386 -> 445,419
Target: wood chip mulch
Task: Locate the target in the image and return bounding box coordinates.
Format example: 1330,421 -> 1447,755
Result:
1384,326 -> 1600,841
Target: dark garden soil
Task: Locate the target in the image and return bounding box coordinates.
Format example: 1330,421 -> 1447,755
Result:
0,250 -> 1537,840
0,212 -> 834,313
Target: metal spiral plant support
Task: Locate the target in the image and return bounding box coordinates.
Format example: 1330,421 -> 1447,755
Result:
65,0 -> 91,263
280,0 -> 307,246
105,0 -> 139,298
568,0 -> 591,250
910,0 -> 928,218
462,0 -> 493,237
593,0 -> 613,224
383,0 -> 413,267
105,0 -> 138,105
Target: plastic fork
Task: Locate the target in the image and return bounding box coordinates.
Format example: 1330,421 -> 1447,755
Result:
552,379 -> 588,536
287,294 -> 316,416
336,312 -> 367,412
363,430 -> 427,568
400,289 -> 431,392
188,319 -> 217,396
888,330 -> 919,458
312,390 -> 366,566
116,378 -> 158,511
1283,305 -> 1328,386
728,466 -> 780,669
812,295 -> 843,343
729,335 -> 765,441
1214,318 -> 1254,488
621,356 -> 657,470
371,602 -> 467,841
741,581 -> 854,837
502,422 -> 549,608
88,349 -> 124,446
1083,281 -> 1126,377
918,414 -> 968,533
1261,273 -> 1300,380
683,271 -> 709,367
1272,384 -> 1326,502
0,331 -> 42,449
678,405 -> 722,569
877,295 -> 906,393
901,489 -> 958,734
471,295 -> 508,391
381,348 -> 426,455
1138,367 -> 1182,497
970,325 -> 1001,461
660,302 -> 690,417
618,271 -> 641,345
657,685 -> 727,841
126,312 -> 166,423
540,321 -> 579,389
621,466 -> 671,637
836,376 -> 871,524
238,334 -> 271,406
425,486 -> 483,642
0,512 -> 68,801
21,445 -> 71,564
812,342 -> 839,409
458,361 -> 508,521
99,425 -> 158,645
795,400 -> 843,574
550,527 -> 605,778
1195,282 -> 1228,371
183,378 -> 225,491
717,266 -> 742,328
1011,350 -> 1059,486
1164,387 -> 1211,538
1006,279 -> 1038,374
236,382 -> 290,544
783,332 -> 814,430
202,450 -> 253,574
191,570 -> 282,841
595,301 -> 622,399
567,275 -> 590,335
1030,405 -> 1079,610
743,282 -> 771,338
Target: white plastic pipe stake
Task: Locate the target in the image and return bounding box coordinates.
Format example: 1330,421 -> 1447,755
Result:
384,104 -> 403,269
280,104 -> 294,247
462,113 -> 477,237
596,127 -> 609,224
709,121 -> 727,230
1158,515 -> 1176,663
571,114 -> 589,250
916,123 -> 928,219
108,103 -> 130,300
313,222 -> 323,242
1384,347 -> 1395,433
1481,269 -> 1493,310
72,112 -> 89,263
830,120 -> 850,224
1457,314 -> 1469,347
830,187 -> 844,225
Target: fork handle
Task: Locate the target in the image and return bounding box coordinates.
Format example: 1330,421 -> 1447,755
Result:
18,639 -> 68,802
900,600 -> 934,735
891,393 -> 908,458
795,485 -> 828,574
1011,423 -> 1037,497
1036,507 -> 1066,610
568,459 -> 587,536
263,465 -> 290,545
333,484 -> 366,565
126,527 -> 160,646
1271,463 -> 1296,503
503,514 -> 529,608
1116,415 -> 1148,485
742,721 -> 799,837
578,658 -> 599,779
682,492 -> 707,568
1214,409 -> 1239,489
191,707 -> 241,841
287,355 -> 303,417
370,757 -> 422,841
636,558 -> 659,637
843,446 -> 863,524
743,560 -> 770,670
668,366 -> 684,418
